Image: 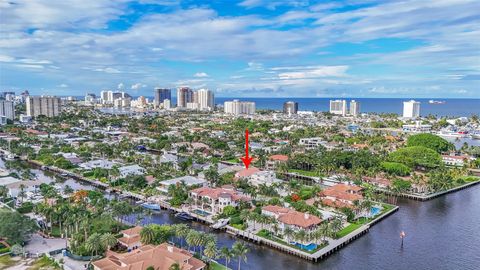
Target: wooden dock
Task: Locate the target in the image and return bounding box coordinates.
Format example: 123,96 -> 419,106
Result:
378,180 -> 480,201
226,205 -> 399,261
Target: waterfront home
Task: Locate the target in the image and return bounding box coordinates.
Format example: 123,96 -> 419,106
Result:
118,165 -> 146,178
441,154 -> 474,167
261,205 -> 322,243
118,226 -> 142,250
92,243 -> 205,270
247,170 -> 283,187
159,152 -> 179,169
318,184 -> 363,209
363,176 -> 392,189
265,154 -> 289,170
234,167 -> 261,180
189,186 -> 251,215
157,175 -> 207,193
79,159 -> 117,170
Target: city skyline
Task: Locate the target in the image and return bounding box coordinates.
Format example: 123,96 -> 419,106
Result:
1,0 -> 479,98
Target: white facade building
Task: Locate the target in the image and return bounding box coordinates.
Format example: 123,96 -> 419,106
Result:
26,96 -> 61,118
224,100 -> 255,115
403,100 -> 421,118
197,89 -> 215,111
0,100 -> 15,120
329,100 -> 347,116
349,100 -> 360,116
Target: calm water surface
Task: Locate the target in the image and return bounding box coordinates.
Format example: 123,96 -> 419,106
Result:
131,184 -> 480,270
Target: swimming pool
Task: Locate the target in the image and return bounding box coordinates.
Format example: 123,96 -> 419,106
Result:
192,209 -> 211,216
371,206 -> 381,216
292,242 -> 317,252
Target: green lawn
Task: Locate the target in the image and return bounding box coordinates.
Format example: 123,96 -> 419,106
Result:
209,261 -> 230,270
336,203 -> 395,239
288,169 -> 318,177
256,230 -> 327,254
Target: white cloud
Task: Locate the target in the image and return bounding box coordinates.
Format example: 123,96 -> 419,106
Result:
194,72 -> 209,77
131,83 -> 146,90
59,83 -> 68,88
94,67 -> 121,73
0,55 -> 15,62
277,66 -> 349,80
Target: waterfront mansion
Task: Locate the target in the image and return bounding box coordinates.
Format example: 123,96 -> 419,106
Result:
188,186 -> 251,215
261,205 -> 323,243
318,184 -> 363,209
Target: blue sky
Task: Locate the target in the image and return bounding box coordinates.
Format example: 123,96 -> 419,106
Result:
0,0 -> 479,98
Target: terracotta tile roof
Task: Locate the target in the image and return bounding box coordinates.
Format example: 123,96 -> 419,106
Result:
262,205 -> 322,229
319,184 -> 363,202
118,235 -> 141,246
235,167 -> 260,178
92,243 -> 205,270
268,154 -> 289,161
120,226 -> 142,237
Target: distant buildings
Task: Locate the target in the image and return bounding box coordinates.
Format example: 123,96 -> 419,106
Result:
402,121 -> 432,133
84,93 -> 96,105
154,88 -> 171,107
177,87 -> 193,108
329,99 -> 360,116
349,100 -> 360,116
0,100 -> 15,120
329,100 -> 347,116
197,88 -> 215,111
26,96 -> 61,118
100,90 -> 131,107
403,100 -> 421,118
283,101 -> 298,115
224,100 -> 255,115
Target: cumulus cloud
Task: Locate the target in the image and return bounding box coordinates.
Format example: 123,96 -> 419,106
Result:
131,83 -> 146,90
194,72 -> 209,77
117,83 -> 124,90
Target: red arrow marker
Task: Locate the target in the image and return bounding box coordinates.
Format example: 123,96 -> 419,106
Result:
241,129 -> 253,169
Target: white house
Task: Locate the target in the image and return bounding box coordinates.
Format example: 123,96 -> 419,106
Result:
118,165 -> 146,178
189,186 -> 251,215
157,176 -> 207,193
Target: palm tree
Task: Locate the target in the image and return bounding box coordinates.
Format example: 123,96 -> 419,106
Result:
174,224 -> 190,248
140,226 -> 155,245
101,233 -> 117,251
204,242 -> 218,263
232,241 -> 249,270
85,233 -> 103,256
283,227 -> 294,243
220,247 -> 234,270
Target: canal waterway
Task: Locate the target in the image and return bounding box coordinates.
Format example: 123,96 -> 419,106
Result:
2,159 -> 479,270
128,183 -> 480,270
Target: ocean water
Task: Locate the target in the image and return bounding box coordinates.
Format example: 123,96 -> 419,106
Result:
215,98 -> 480,117
80,96 -> 479,117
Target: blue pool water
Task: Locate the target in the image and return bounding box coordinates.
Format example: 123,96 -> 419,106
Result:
293,242 -> 317,252
371,206 -> 381,216
192,209 -> 211,216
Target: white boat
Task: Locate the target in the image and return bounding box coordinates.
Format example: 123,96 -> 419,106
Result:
211,218 -> 230,229
437,131 -> 468,138
472,133 -> 480,140
141,202 -> 161,211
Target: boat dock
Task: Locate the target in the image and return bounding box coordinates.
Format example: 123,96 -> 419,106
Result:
226,205 -> 399,261
379,179 -> 480,201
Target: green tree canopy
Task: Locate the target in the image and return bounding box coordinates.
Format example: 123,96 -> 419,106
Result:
388,146 -> 442,169
406,133 -> 453,153
0,210 -> 38,245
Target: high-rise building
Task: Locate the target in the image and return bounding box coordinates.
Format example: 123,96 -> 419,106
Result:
85,93 -> 96,104
197,89 -> 215,111
0,100 -> 15,120
283,101 -> 298,115
154,88 -> 171,107
329,100 -> 347,115
107,91 -> 114,103
26,96 -> 61,117
100,91 -> 109,104
349,100 -> 360,116
403,100 -> 421,118
177,87 -> 193,108
224,100 -> 255,115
